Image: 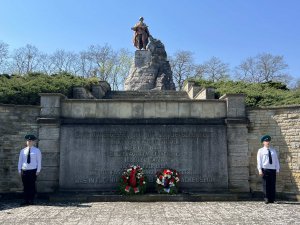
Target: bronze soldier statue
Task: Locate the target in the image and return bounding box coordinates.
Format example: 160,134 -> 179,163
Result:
131,17 -> 150,50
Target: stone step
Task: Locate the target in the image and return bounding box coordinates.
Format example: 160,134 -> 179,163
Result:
48,192 -> 252,202
103,91 -> 190,100
2,192 -> 299,202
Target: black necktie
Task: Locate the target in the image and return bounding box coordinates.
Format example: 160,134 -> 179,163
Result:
27,147 -> 31,164
268,149 -> 272,164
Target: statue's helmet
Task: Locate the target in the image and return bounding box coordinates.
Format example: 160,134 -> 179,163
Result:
139,17 -> 144,21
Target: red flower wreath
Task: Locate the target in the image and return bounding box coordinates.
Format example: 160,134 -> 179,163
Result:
156,169 -> 180,194
119,165 -> 147,195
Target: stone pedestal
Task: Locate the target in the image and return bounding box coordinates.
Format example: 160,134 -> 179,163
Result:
37,93 -> 65,192
124,37 -> 175,91
220,94 -> 249,192
134,50 -> 151,67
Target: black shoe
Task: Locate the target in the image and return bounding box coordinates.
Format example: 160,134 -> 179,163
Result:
28,200 -> 35,205
20,201 -> 29,206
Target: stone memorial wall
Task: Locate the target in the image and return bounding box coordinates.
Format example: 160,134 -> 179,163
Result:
59,124 -> 227,191
0,93 -> 299,197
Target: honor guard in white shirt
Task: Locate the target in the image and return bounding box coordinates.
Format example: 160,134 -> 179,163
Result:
257,135 -> 280,204
18,134 -> 42,206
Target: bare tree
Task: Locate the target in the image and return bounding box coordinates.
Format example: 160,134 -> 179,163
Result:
234,57 -> 259,82
193,64 -> 206,80
170,50 -> 195,90
79,51 -> 95,77
10,44 -> 43,74
0,41 -> 9,72
49,50 -> 80,75
109,48 -> 133,90
201,57 -> 230,82
85,44 -> 117,81
38,53 -> 54,75
235,53 -> 291,84
78,44 -> 133,90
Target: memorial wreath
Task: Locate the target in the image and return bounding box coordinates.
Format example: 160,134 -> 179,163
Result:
119,165 -> 147,195
156,169 -> 180,194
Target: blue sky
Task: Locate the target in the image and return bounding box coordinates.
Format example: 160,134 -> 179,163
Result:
1,0 -> 300,79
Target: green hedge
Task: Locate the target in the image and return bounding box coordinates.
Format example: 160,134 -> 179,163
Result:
192,79 -> 300,107
0,72 -> 99,105
1,73 -> 299,107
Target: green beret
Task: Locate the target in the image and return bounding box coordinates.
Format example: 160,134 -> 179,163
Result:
261,135 -> 271,143
25,134 -> 37,141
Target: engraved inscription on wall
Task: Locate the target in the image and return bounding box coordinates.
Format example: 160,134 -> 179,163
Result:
60,125 -> 228,191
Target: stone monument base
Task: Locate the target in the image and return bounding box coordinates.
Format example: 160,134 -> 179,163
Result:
124,37 -> 176,91
38,82 -> 250,194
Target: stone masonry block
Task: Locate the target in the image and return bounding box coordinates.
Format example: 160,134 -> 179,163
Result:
132,102 -> 144,118
91,85 -> 106,99
37,180 -> 58,193
214,103 -> 226,118
166,102 -> 179,117
39,126 -> 60,140
40,107 -> 60,117
40,94 -> 63,108
70,103 -> 85,118
144,102 -> 156,118
202,102 -> 215,118
228,156 -> 250,167
108,102 -> 120,118
178,102 -> 191,117
95,102 -> 109,118
118,102 -> 132,118
42,152 -> 60,167
229,179 -> 250,192
61,102 -> 72,117
39,166 -> 59,181
82,103 -> 96,118
155,102 -> 167,118
191,102 -> 202,118
220,94 -> 246,118
38,140 -> 59,153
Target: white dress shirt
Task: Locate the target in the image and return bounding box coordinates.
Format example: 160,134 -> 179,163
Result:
257,146 -> 280,173
18,146 -> 42,173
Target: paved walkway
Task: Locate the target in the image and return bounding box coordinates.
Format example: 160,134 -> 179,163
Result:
0,200 -> 299,225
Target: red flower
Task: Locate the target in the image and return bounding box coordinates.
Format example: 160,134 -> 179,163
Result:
134,187 -> 139,193
125,186 -> 130,192
129,168 -> 137,187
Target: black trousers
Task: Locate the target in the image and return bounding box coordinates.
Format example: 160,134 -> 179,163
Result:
21,169 -> 37,202
262,168 -> 276,202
